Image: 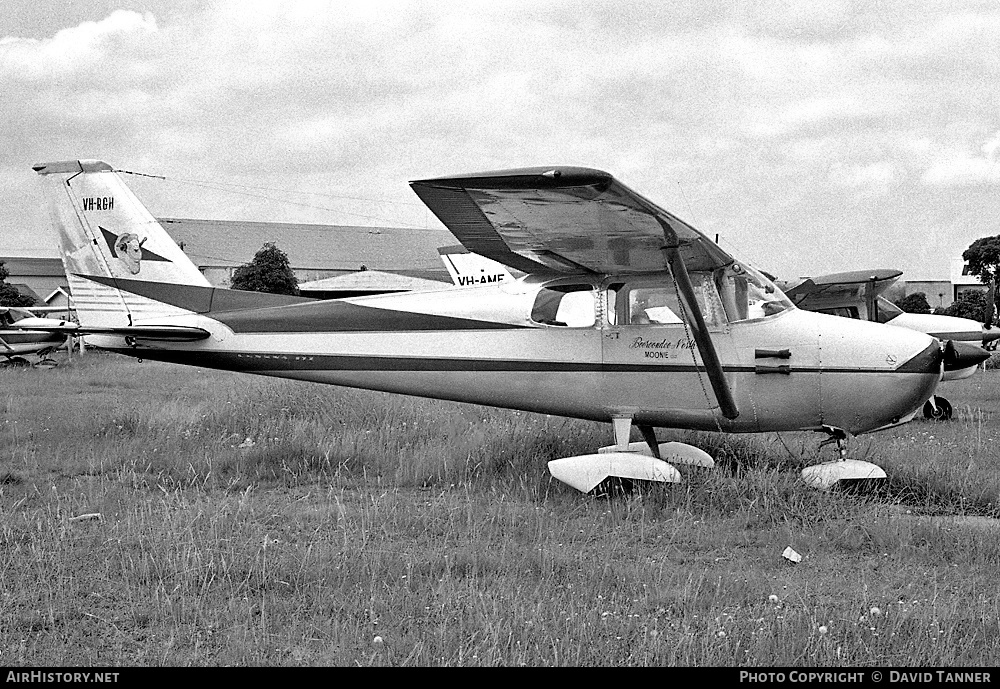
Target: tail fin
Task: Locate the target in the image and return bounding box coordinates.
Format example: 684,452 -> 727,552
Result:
33,160 -> 210,327
438,245 -> 516,288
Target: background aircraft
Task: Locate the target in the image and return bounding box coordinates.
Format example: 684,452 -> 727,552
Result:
20,160 -> 987,492
0,306 -> 65,367
438,245 -> 517,287
781,269 -> 999,420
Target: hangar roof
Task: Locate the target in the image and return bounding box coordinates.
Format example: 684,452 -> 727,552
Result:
158,218 -> 454,278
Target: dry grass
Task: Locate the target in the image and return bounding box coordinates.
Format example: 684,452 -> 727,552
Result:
2,351 -> 1000,666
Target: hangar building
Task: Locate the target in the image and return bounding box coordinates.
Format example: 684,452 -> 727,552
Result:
2,218 -> 454,305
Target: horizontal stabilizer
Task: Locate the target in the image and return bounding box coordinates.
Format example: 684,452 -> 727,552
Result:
548,452 -> 681,493
13,317 -> 210,342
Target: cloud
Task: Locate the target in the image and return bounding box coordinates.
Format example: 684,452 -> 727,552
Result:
0,10 -> 158,79
828,160 -> 896,190
921,132 -> 1000,186
3,1 -> 1000,278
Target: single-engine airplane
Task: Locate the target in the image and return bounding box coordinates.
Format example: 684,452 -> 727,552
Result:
782,269 -> 1000,421
0,306 -> 65,368
21,160 -> 990,492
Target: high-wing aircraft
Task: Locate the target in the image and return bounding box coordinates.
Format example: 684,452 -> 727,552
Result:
782,269 -> 1000,420
21,160 -> 990,492
0,306 -> 65,367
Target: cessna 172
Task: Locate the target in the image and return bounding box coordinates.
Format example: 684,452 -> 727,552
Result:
0,306 -> 65,367
782,269 -> 1000,421
20,160 -> 990,492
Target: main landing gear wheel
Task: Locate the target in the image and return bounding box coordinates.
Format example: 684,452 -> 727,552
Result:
0,357 -> 31,368
923,397 -> 953,421
548,452 -> 681,495
548,420 -> 713,495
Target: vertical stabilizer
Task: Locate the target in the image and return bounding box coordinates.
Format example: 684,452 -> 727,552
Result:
33,160 -> 211,327
438,245 -> 516,288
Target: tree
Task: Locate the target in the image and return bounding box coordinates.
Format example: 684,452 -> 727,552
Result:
0,261 -> 37,307
935,290 -> 990,321
963,235 -> 1000,287
895,292 -> 932,314
230,242 -> 299,296
962,235 -> 1000,326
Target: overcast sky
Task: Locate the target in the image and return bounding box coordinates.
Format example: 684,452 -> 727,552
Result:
2,0 -> 998,281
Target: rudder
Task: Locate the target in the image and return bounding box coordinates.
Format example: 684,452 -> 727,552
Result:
33,160 -> 210,327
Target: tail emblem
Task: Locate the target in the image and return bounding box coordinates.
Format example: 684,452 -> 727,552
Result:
100,227 -> 170,274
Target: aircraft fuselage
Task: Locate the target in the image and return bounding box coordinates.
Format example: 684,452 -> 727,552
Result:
86,276 -> 941,436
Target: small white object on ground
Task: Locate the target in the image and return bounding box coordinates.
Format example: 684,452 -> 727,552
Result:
782,546 -> 802,563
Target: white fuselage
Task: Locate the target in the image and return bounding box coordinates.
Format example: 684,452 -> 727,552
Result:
87,277 -> 942,436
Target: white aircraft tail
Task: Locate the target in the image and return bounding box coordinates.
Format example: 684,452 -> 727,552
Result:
33,160 -> 210,327
438,245 -> 516,288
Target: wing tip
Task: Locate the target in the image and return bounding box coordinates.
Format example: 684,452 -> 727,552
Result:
410,166 -> 612,190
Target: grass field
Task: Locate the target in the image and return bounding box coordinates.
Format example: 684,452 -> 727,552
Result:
2,350 -> 1000,666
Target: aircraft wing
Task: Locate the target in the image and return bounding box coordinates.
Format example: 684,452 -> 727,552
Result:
782,269 -> 903,307
410,167 -> 736,275
12,317 -> 210,342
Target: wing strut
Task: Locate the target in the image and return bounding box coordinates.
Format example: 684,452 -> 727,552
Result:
660,233 -> 739,420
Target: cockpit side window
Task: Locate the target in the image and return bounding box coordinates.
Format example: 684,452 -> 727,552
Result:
531,284 -> 596,327
605,276 -> 710,328
606,267 -> 785,329
628,286 -> 683,325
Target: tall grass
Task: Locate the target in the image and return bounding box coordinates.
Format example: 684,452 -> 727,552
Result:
2,352 -> 1000,665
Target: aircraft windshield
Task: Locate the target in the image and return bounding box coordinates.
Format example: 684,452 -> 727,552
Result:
715,264 -> 793,322
876,297 -> 904,324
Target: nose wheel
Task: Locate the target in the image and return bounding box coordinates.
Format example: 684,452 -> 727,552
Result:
922,396 -> 953,421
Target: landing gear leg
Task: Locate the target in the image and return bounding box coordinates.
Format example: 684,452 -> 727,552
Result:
612,416 -> 632,450
801,426 -> 887,490
637,424 -> 661,459
818,426 -> 849,458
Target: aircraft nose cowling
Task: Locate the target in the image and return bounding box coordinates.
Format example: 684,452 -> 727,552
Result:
942,340 -> 991,372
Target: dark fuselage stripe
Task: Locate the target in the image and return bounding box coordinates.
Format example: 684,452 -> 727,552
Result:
79,274 -> 521,332
102,348 -> 933,375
